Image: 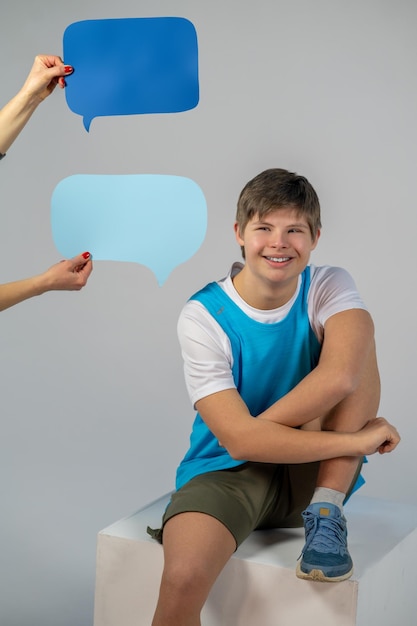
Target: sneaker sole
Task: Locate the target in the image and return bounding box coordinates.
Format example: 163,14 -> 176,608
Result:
295,562 -> 354,583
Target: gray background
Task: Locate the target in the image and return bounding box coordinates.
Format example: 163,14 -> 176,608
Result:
1,1 -> 416,625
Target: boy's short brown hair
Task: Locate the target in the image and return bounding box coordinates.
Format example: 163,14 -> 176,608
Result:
236,168 -> 322,240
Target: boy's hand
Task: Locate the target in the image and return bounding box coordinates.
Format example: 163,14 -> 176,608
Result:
357,417 -> 400,456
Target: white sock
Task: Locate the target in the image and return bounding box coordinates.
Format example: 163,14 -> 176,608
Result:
310,487 -> 345,512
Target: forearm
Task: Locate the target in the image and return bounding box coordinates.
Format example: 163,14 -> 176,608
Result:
229,419 -> 361,464
259,309 -> 376,428
198,389 -> 360,463
197,383 -> 399,464
0,89 -> 40,154
260,338 -> 380,432
258,366 -> 351,427
0,275 -> 45,312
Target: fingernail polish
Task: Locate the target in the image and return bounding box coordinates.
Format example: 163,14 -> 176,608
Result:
82,252 -> 90,259
64,65 -> 73,74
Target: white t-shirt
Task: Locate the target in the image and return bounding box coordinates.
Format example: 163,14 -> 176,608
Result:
177,264 -> 367,408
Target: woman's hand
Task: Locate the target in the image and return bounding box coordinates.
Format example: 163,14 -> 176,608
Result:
39,252 -> 93,292
0,55 -> 74,154
20,54 -> 74,102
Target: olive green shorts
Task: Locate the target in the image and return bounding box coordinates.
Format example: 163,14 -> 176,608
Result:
148,461 -> 321,548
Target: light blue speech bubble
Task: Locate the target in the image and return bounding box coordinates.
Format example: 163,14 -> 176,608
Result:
63,17 -> 199,131
51,175 -> 207,285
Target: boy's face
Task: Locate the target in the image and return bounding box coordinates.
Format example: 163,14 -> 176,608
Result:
234,207 -> 320,305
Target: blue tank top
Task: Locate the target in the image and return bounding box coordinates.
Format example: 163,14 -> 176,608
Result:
175,267 -> 322,490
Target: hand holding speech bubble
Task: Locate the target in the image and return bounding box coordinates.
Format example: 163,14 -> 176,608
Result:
63,17 -> 199,131
51,174 -> 207,286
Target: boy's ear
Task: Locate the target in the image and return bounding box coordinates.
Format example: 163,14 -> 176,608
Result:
311,228 -> 321,249
234,222 -> 244,246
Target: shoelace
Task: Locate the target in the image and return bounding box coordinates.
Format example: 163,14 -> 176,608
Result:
300,511 -> 348,557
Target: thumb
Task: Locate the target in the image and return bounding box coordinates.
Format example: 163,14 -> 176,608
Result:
70,251 -> 91,267
48,63 -> 73,79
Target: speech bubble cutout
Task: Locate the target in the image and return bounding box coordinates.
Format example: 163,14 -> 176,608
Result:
51,175 -> 207,285
63,17 -> 199,131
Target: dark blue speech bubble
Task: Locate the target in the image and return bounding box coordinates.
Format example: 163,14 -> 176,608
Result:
63,17 -> 199,131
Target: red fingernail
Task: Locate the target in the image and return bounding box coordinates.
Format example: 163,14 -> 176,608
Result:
82,252 -> 90,259
64,65 -> 73,74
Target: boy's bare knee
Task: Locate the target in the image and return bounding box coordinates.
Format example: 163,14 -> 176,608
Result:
161,561 -> 212,602
301,417 -> 322,431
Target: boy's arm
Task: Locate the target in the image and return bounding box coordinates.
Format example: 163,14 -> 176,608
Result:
195,306 -> 397,463
257,308 -> 376,427
195,389 -> 398,463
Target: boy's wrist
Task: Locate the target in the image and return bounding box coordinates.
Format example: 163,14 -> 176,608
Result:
347,431 -> 364,457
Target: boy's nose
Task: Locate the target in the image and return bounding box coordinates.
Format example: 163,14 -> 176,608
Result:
270,232 -> 288,247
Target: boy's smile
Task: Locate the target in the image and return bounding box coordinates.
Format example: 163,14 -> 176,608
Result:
233,207 -> 320,309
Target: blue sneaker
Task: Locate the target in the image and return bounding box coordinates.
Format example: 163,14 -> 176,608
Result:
296,502 -> 353,582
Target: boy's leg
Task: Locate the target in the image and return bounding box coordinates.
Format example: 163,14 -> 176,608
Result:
316,343 -> 379,493
297,345 -> 380,582
148,463 -> 277,626
152,512 -> 236,626
150,463 -> 280,623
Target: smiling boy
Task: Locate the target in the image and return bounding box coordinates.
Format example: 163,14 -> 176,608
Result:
149,168 -> 400,626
